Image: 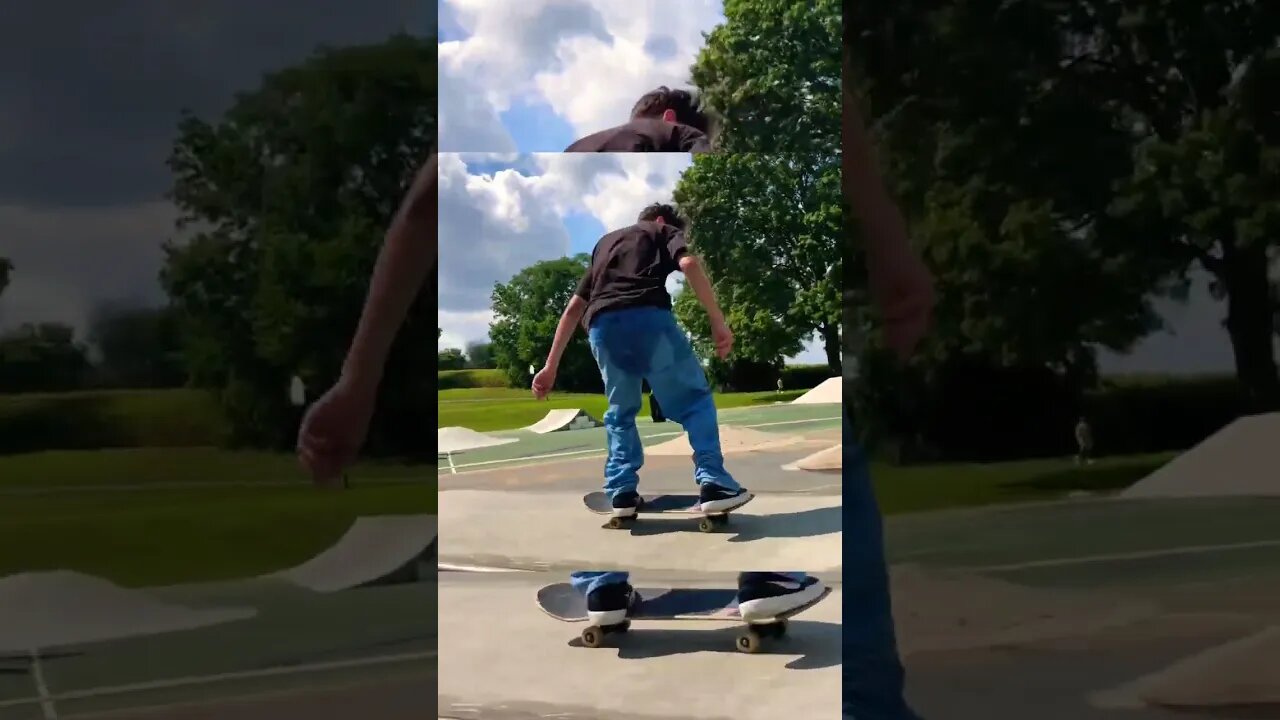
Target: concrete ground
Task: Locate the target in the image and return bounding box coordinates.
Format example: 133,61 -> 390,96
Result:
438,417 -> 1280,719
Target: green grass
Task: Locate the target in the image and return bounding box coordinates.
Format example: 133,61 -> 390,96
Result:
437,387 -> 806,431
0,448 -> 435,586
872,452 -> 1176,515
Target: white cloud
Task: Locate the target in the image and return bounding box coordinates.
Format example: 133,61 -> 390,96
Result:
438,0 -> 724,150
437,153 -> 692,346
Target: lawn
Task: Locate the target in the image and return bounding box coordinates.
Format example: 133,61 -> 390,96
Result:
871,452 -> 1176,515
438,387 -> 807,431
0,448 -> 435,586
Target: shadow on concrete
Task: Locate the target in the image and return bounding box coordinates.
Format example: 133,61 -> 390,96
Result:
560,620 -> 842,669
621,505 -> 842,542
1154,705 -> 1280,719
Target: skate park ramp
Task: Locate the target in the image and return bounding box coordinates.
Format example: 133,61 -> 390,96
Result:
790,376 -> 841,404
439,573 -> 841,719
438,426 -> 518,454
1121,412 -> 1280,498
438,490 -> 841,573
647,425 -> 807,456
272,514 -> 437,593
783,443 -> 842,472
0,571 -> 255,653
525,408 -> 602,434
1093,625 -> 1280,709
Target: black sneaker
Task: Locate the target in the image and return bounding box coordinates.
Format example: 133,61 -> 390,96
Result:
611,490 -> 641,517
586,582 -> 640,626
698,483 -> 752,513
737,573 -> 827,621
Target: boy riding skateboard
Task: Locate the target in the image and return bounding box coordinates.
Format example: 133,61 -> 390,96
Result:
530,204 -> 823,620
564,86 -> 713,152
531,202 -> 750,518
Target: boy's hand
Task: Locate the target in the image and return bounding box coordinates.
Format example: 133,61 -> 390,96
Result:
297,376 -> 377,488
711,319 -> 734,359
531,365 -> 557,399
869,245 -> 935,361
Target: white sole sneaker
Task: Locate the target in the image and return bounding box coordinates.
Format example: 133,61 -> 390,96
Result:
700,491 -> 752,514
739,579 -> 827,622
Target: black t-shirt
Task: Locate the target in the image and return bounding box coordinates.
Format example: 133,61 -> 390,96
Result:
574,221 -> 689,328
564,118 -> 710,153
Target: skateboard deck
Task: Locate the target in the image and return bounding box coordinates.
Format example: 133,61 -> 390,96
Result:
536,581 -> 831,653
582,491 -> 755,532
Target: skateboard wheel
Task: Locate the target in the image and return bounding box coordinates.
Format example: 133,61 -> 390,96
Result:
607,517 -> 631,530
581,626 -> 604,648
736,630 -> 762,654
774,620 -> 788,637
698,518 -> 715,533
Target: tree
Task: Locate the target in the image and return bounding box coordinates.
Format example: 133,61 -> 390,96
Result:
691,0 -> 841,153
465,340 -> 494,368
0,323 -> 91,393
162,35 -> 436,450
673,153 -> 843,373
1082,3 -> 1280,411
87,302 -> 186,388
438,348 -> 466,370
489,256 -> 600,392
0,258 -> 11,299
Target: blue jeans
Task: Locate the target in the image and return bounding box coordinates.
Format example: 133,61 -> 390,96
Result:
843,415 -> 920,719
587,307 -> 739,497
570,571 -> 807,596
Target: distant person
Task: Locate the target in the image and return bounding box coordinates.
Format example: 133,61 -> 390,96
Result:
1075,417 -> 1094,465
564,86 -> 713,153
531,202 -> 826,620
843,54 -> 935,719
777,377 -> 784,394
295,153 -> 437,486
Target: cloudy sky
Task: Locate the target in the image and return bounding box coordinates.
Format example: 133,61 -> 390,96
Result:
0,0 -> 429,337
437,0 -> 725,152
438,152 -> 829,365
0,2 -> 1253,375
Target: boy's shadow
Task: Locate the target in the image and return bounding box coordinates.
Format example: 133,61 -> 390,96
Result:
563,620 -> 841,669
624,505 -> 842,541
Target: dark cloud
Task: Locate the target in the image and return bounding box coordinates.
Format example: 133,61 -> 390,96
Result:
0,1 -> 429,335
0,0 -> 430,208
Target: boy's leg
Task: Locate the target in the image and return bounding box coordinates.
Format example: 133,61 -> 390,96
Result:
641,312 -> 741,495
843,417 -> 921,719
569,571 -> 631,596
587,321 -> 645,509
569,571 -> 636,626
736,571 -> 827,621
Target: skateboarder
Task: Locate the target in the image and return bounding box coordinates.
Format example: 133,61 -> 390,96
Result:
532,202 -> 752,519
568,571 -> 827,626
844,51 -> 935,720
564,86 -> 713,152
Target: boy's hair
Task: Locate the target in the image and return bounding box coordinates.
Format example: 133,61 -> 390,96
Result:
630,86 -> 713,135
637,202 -> 686,229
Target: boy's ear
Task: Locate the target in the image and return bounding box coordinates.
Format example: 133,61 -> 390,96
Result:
661,108 -> 677,123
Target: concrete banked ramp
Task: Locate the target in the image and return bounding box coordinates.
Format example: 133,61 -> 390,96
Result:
273,515 -> 437,593
1122,412 -> 1280,498
525,408 -> 602,434
438,490 -> 841,573
0,571 -> 255,653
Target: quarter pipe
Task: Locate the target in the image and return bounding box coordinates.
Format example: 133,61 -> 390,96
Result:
272,515 -> 437,593
791,377 -> 841,405
525,408 -> 602,434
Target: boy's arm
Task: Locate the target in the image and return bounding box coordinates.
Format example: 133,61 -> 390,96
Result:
340,153 -> 438,393
677,254 -> 726,327
842,76 -> 910,260
544,295 -> 587,369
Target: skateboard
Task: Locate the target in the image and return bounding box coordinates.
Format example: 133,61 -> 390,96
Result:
582,491 -> 755,533
536,581 -> 831,654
